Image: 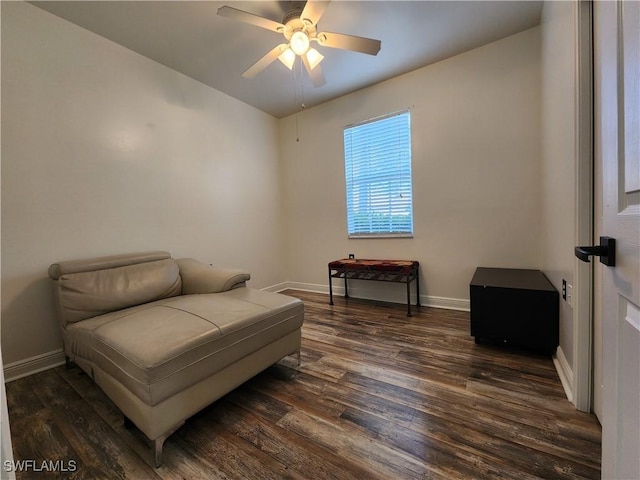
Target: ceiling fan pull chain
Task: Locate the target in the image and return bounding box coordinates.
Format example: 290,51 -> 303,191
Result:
299,57 -> 306,110
293,59 -> 301,142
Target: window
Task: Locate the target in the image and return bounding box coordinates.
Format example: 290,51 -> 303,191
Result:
343,110 -> 413,238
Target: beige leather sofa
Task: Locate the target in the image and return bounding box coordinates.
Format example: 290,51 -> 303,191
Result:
48,251 -> 303,467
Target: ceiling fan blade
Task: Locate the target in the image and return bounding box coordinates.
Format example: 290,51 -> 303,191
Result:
302,54 -> 327,88
317,31 -> 381,56
300,1 -> 331,26
242,44 -> 288,78
217,6 -> 285,33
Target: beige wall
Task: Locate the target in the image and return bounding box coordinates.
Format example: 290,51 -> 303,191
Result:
1,3 -> 286,365
540,1 -> 577,371
2,3 -> 565,377
280,27 -> 542,307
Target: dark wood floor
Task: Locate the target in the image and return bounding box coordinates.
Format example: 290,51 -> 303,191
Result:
6,290 -> 601,479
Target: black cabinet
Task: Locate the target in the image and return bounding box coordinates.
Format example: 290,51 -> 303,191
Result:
470,267 -> 559,353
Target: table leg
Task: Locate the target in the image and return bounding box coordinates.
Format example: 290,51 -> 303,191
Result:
416,271 -> 421,307
329,267 -> 334,305
406,279 -> 412,317
344,276 -> 349,299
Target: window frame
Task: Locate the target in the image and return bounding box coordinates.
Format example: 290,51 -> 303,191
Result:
343,109 -> 414,239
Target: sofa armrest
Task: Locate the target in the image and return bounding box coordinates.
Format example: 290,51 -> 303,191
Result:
176,258 -> 251,294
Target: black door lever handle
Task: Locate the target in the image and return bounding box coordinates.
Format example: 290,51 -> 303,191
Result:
575,236 -> 615,266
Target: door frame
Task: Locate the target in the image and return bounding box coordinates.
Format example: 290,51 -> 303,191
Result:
573,0 -> 595,413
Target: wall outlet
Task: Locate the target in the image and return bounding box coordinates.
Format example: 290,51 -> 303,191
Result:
562,279 -> 567,300
348,253 -> 355,259
567,283 -> 573,308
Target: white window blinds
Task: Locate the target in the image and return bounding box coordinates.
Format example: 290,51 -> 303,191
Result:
343,110 -> 413,237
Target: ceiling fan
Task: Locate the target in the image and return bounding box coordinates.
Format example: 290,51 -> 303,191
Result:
217,1 -> 381,88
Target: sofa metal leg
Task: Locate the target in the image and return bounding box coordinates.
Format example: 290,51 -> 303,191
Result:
153,422 -> 184,468
154,438 -> 164,469
65,356 -> 74,370
296,350 -> 301,367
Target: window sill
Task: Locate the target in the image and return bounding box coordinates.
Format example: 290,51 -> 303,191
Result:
348,233 -> 414,239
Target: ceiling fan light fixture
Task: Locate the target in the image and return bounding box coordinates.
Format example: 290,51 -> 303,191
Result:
290,30 -> 310,56
305,48 -> 324,70
278,48 -> 296,70
217,2 -> 381,88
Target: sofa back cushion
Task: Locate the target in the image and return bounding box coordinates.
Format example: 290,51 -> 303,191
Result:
49,251 -> 182,326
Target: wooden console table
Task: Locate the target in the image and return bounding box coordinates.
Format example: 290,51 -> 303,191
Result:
328,259 -> 420,316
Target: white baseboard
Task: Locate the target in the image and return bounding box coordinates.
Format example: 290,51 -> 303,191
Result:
553,346 -> 574,404
261,282 -> 290,293
423,295 -> 470,312
3,349 -> 66,383
263,281 -> 470,312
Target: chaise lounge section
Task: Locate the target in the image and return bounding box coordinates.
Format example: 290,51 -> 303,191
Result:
48,251 -> 304,467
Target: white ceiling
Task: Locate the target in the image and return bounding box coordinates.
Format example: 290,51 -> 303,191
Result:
31,1 -> 543,118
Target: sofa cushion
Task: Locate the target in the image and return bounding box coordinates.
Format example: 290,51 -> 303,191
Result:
65,288 -> 303,406
54,258 -> 182,325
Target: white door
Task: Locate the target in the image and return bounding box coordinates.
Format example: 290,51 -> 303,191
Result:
594,1 -> 640,478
